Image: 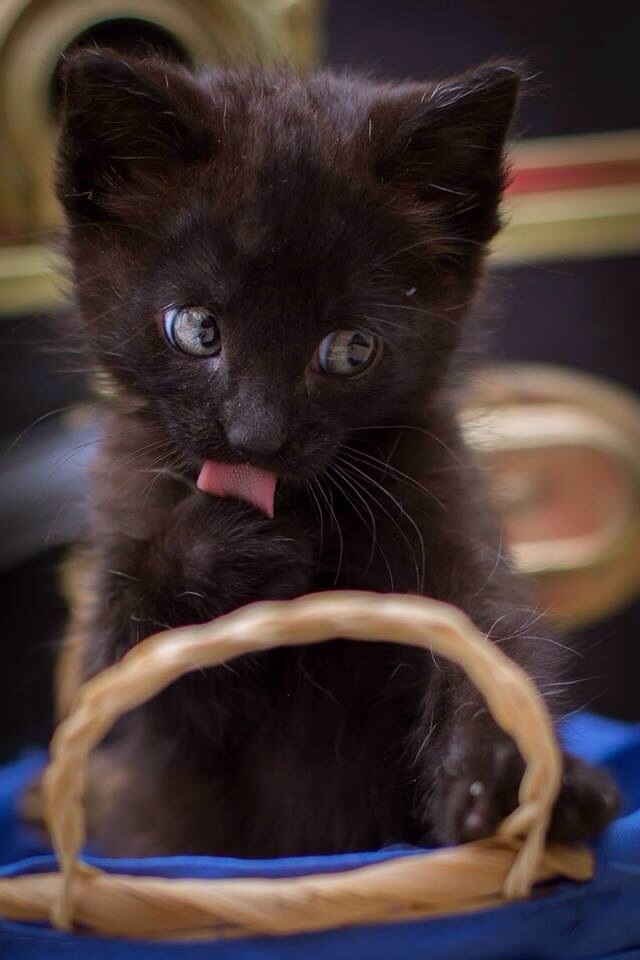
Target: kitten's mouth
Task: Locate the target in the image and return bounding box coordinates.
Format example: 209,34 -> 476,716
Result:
197,460 -> 277,518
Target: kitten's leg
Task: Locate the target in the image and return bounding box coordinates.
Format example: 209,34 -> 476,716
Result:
24,494 -> 312,846
423,687 -> 620,845
92,491 -> 312,669
73,493 -> 313,853
415,608 -> 620,847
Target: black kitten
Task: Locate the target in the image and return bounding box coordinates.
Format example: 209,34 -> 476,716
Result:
53,50 -> 617,856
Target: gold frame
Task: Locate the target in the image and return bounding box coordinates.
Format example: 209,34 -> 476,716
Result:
495,130 -> 640,265
464,365 -> 640,626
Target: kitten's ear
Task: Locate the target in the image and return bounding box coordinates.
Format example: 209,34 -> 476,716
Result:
371,63 -> 520,242
56,50 -> 213,221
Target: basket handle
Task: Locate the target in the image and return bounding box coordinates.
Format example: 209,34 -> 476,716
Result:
42,590 -> 562,931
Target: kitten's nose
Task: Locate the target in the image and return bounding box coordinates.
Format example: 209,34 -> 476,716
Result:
226,423 -> 286,460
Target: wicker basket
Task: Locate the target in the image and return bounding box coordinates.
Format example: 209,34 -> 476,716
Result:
0,591 -> 592,941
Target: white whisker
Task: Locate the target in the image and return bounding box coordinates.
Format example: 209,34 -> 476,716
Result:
334,453 -> 425,593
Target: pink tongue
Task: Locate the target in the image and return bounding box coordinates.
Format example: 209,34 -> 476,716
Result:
197,460 -> 277,518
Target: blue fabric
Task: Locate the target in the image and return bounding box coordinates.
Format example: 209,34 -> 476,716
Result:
1,712 -> 639,959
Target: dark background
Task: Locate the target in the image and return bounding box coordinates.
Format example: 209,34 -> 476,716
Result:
1,0 -> 638,760
328,0 -> 640,139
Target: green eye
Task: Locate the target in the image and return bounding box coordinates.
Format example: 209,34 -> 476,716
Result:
315,330 -> 378,377
163,307 -> 221,357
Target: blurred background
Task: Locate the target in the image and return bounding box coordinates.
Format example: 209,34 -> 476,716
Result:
0,0 -> 638,761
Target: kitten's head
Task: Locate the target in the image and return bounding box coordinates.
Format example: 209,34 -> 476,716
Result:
56,51 -> 518,486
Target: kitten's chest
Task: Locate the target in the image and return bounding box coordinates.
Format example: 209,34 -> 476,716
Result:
158,642 -> 428,855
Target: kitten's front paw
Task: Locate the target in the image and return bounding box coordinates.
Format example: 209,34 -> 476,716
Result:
548,754 -> 620,842
156,493 -> 313,617
433,733 -> 619,846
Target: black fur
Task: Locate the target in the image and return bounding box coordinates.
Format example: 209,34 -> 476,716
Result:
55,51 -> 618,855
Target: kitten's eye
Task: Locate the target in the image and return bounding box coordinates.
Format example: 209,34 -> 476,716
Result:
314,330 -> 378,377
162,307 -> 221,357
